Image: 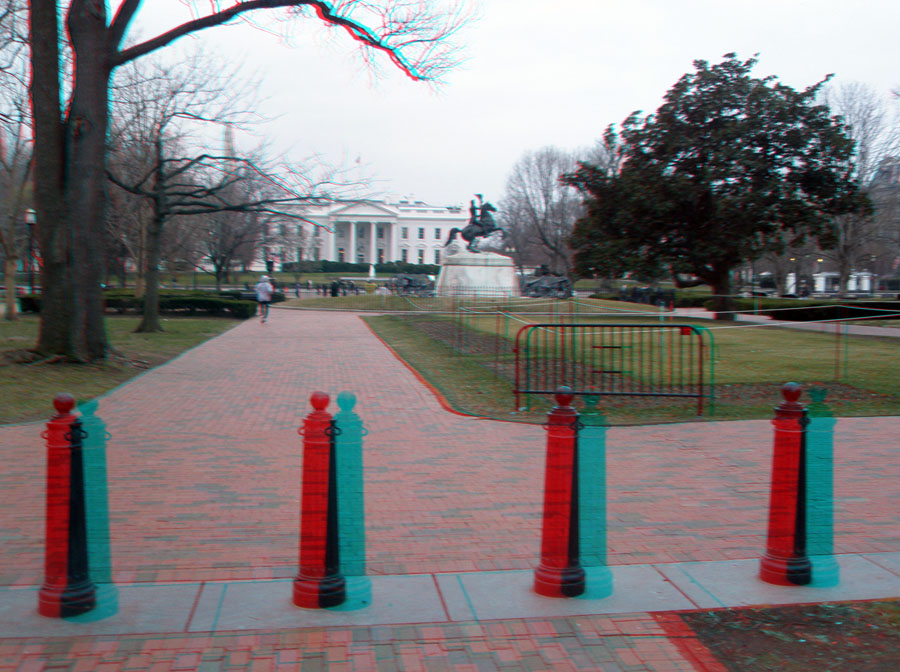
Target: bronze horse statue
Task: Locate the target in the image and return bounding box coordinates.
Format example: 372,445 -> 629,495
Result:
444,197 -> 506,252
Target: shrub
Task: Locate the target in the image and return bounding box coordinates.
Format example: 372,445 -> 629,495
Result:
18,294 -> 40,313
17,291 -> 256,319
375,261 -> 440,275
726,298 -> 900,321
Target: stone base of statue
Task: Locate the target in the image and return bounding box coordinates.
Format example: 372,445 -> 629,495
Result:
436,242 -> 521,298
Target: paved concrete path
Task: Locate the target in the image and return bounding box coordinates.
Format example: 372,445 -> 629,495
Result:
1,308 -> 898,671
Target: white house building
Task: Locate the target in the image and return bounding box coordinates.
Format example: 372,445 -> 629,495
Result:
265,198 -> 471,269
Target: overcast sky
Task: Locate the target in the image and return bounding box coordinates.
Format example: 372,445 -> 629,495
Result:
130,0 -> 900,208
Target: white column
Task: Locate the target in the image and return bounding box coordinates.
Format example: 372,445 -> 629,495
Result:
370,221 -> 377,264
384,222 -> 397,262
349,222 -> 357,263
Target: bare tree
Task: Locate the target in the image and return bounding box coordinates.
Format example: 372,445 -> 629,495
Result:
869,157 -> 900,278
106,50 -> 263,331
821,82 -> 900,294
500,146 -> 582,276
0,1 -> 31,320
28,0 -> 472,361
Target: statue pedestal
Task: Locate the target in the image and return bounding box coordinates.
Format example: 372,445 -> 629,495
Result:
436,245 -> 521,297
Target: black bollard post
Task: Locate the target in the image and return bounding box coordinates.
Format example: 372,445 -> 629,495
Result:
534,387 -> 586,597
294,392 -> 346,608
39,393 -> 96,617
760,383 -> 812,586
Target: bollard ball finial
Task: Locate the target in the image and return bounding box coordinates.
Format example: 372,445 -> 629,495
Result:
336,391 -> 356,412
781,382 -> 802,403
310,391 -> 329,411
554,386 -> 575,408
53,393 -> 76,415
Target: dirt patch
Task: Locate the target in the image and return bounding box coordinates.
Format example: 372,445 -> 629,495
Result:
683,601 -> 900,671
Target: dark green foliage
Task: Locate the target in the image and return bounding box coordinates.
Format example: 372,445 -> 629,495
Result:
19,291 -> 256,319
566,54 -> 868,318
375,261 -> 441,275
726,298 -> 900,321
217,290 -> 285,304
588,291 -> 707,307
282,260 -> 440,275
675,294 -> 718,308
17,295 -> 41,313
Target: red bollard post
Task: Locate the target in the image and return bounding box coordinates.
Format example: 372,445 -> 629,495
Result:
39,393 -> 96,617
294,392 -> 346,608
760,383 -> 812,585
534,387 -> 586,597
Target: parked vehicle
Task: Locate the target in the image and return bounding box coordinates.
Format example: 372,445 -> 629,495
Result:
520,267 -> 573,298
387,274 -> 435,296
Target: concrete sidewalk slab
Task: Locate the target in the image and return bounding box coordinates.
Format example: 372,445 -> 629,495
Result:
188,575 -> 448,632
5,554 -> 896,639
864,551 -> 900,576
0,583 -> 198,637
438,566 -> 694,621
655,554 -> 900,609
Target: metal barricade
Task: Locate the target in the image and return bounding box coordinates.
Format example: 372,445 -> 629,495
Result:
513,323 -> 715,415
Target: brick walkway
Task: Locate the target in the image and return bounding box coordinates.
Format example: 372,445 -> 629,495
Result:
1,309 -> 898,671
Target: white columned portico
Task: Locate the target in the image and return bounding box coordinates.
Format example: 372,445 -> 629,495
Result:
349,222 -> 357,263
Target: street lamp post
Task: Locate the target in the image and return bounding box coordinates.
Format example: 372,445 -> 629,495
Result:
25,208 -> 36,294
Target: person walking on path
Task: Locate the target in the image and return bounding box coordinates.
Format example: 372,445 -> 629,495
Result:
255,275 -> 274,323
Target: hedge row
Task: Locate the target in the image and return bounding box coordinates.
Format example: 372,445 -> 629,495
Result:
722,298 -> 900,321
281,260 -> 440,275
18,291 -> 261,319
588,292 -> 709,308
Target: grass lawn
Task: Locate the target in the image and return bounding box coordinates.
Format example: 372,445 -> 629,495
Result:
0,314 -> 237,425
364,303 -> 900,424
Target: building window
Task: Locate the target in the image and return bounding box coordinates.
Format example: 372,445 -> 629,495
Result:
434,249 -> 441,264
417,249 -> 424,264
401,248 -> 408,262
434,227 -> 441,239
338,247 -> 345,262
297,247 -> 304,261
378,249 -> 385,264
377,227 -> 384,239
401,227 -> 408,239
313,248 -> 320,261
314,226 -> 321,237
418,227 -> 425,240
279,224 -> 286,236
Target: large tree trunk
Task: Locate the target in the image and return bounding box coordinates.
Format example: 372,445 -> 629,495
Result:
136,217 -> 164,332
837,260 -> 851,298
65,2 -> 112,361
708,270 -> 735,321
4,258 -> 18,320
136,138 -> 166,332
30,0 -> 72,356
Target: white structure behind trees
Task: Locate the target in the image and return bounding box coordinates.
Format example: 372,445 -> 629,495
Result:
277,198 -> 469,267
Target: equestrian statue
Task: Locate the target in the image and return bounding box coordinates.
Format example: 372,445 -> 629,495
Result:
444,194 -> 507,253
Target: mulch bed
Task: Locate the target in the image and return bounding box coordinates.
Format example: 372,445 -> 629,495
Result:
682,600 -> 900,671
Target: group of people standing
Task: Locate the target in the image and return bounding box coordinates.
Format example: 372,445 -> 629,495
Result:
253,275 -> 366,323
